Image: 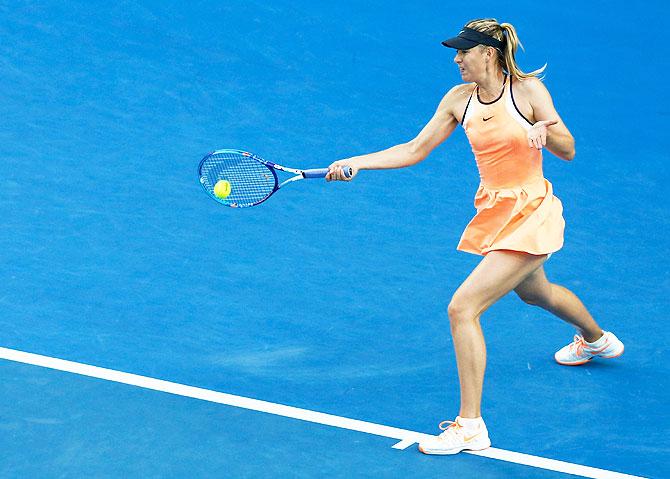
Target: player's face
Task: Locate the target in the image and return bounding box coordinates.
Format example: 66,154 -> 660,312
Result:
453,46 -> 485,82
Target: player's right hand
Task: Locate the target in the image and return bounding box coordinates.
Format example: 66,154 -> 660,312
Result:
326,160 -> 358,182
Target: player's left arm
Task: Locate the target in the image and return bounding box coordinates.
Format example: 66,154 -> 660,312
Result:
527,78 -> 576,161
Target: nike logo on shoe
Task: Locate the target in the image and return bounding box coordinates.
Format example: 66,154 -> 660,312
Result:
483,116 -> 494,121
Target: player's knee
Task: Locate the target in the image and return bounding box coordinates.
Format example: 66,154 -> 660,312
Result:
447,297 -> 477,325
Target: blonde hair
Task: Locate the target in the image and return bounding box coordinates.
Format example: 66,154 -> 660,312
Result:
465,18 -> 546,80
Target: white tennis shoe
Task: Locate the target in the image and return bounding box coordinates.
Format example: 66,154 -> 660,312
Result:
554,331 -> 624,366
418,417 -> 491,455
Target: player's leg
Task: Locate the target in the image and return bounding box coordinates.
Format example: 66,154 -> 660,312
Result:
419,250 -> 547,455
514,266 -> 602,340
448,250 -> 547,419
514,266 -> 624,365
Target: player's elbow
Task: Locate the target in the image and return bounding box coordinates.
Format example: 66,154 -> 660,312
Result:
556,135 -> 575,161
564,137 -> 576,161
405,140 -> 428,166
560,144 -> 575,161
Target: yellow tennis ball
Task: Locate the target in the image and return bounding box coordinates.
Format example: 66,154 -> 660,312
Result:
214,180 -> 231,199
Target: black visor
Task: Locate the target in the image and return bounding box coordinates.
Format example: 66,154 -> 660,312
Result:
442,27 -> 504,51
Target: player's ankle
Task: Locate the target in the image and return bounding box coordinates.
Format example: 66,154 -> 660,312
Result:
583,329 -> 604,344
457,416 -> 485,430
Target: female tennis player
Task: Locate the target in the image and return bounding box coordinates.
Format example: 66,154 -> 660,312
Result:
326,18 -> 624,455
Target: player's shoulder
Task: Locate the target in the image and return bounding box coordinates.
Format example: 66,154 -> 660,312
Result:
445,82 -> 477,100
513,76 -> 550,97
439,82 -> 475,112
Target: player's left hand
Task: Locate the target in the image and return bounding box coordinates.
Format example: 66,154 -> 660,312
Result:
528,120 -> 558,150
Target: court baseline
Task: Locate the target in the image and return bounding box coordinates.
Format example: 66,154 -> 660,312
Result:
0,346 -> 645,479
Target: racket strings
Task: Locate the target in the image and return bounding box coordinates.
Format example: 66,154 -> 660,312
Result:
200,152 -> 277,206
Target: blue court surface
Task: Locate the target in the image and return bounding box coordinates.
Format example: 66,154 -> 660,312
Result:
0,1 -> 668,478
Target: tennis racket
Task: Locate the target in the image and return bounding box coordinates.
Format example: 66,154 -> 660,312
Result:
198,149 -> 352,208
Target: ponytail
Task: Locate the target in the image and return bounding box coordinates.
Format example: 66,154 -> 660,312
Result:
464,18 -> 546,80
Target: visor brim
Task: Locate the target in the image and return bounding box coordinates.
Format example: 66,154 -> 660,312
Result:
441,37 -> 479,50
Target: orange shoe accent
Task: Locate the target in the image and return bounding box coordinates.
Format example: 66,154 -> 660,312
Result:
463,432 -> 483,443
600,345 -> 625,359
438,419 -> 482,442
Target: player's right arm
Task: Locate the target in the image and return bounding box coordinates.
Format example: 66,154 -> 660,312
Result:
326,84 -> 470,181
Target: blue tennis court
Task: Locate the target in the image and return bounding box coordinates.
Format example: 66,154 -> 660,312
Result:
0,1 -> 667,477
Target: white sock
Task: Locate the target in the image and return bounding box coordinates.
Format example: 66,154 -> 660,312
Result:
457,416 -> 485,431
585,331 -> 608,348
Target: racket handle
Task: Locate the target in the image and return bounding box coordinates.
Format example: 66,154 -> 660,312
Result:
302,167 -> 353,179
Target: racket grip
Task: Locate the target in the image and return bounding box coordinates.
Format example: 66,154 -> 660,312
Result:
303,167 -> 353,179
302,168 -> 329,178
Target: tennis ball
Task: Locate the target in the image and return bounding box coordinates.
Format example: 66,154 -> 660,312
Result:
214,180 -> 232,199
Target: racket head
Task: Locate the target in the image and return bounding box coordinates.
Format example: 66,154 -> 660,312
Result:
198,149 -> 279,208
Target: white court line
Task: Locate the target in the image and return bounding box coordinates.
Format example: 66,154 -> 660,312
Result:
391,438 -> 417,450
0,346 -> 646,479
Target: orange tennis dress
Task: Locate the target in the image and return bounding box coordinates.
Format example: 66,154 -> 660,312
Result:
457,76 -> 565,256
